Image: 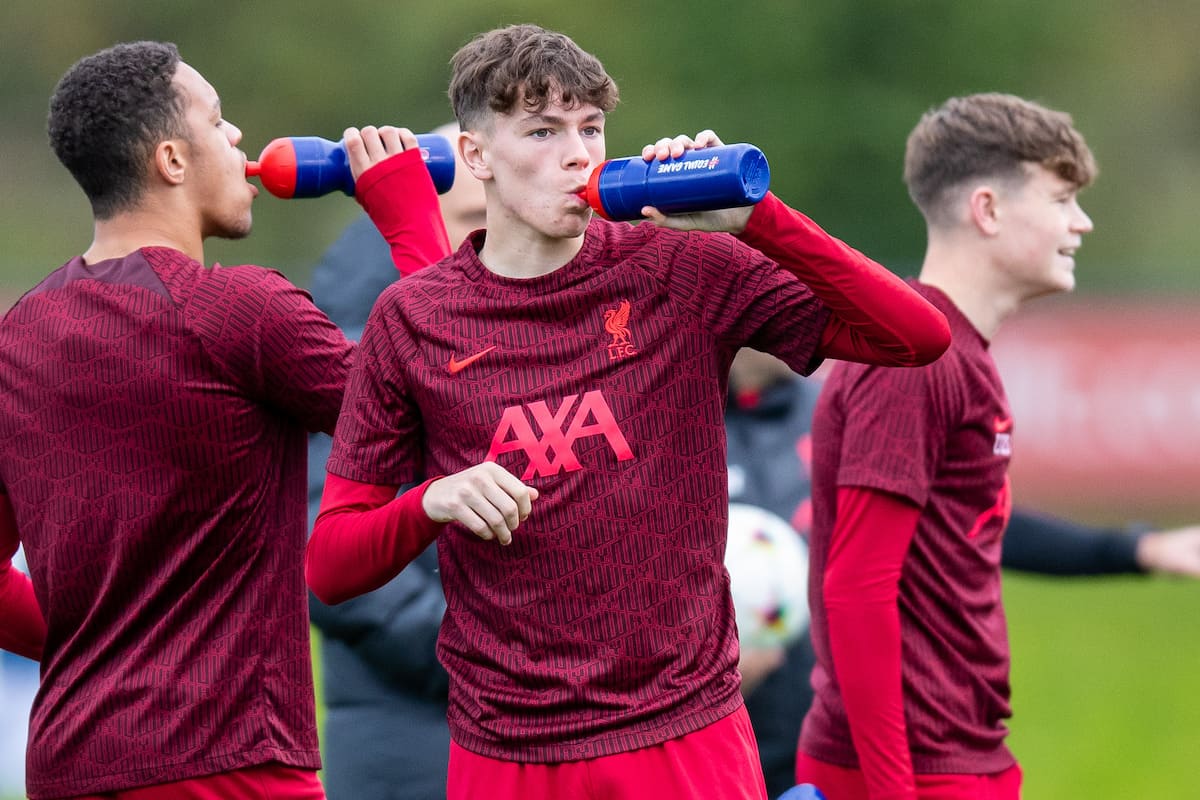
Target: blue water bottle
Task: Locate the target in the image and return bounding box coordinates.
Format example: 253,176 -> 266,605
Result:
775,784 -> 827,800
246,133 -> 455,198
583,142 -> 770,221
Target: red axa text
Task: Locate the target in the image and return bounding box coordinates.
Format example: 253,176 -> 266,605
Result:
485,390 -> 635,479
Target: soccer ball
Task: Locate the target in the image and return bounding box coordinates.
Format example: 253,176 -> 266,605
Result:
725,502 -> 810,649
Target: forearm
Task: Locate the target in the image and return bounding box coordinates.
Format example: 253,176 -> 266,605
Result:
737,194 -> 949,367
828,603 -> 913,800
1002,509 -> 1141,576
306,474 -> 444,605
825,486 -> 922,800
355,148 -> 451,277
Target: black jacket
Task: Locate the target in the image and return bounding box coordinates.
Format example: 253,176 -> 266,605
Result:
307,216 -> 450,800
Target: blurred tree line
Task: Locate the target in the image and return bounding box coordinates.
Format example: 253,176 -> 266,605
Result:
3,0 -> 1199,295
4,6 -> 1200,799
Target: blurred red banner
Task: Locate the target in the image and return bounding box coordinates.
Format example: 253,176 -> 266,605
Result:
992,296 -> 1200,516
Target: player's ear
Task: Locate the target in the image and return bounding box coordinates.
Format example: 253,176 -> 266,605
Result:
154,138 -> 188,186
968,185 -> 1001,236
459,131 -> 492,181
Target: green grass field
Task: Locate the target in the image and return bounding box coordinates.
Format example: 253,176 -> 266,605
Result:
3,576 -> 1196,799
1004,573 -> 1200,798
325,576 -> 1200,799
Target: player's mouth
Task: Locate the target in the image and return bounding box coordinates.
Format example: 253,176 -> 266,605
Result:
1058,244 -> 1080,258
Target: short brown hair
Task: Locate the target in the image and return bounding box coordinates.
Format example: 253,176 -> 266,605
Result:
449,24 -> 619,131
904,93 -> 1097,225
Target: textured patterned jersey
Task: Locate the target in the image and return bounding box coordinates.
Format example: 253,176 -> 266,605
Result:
0,248 -> 351,798
802,282 -> 1017,774
328,216 -> 831,762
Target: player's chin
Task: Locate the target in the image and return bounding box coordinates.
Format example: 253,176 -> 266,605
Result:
211,216 -> 253,241
1053,266 -> 1077,293
554,214 -> 591,238
1034,272 -> 1075,298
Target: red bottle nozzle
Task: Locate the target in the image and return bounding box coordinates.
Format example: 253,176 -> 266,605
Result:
584,161 -> 610,219
249,138 -> 301,198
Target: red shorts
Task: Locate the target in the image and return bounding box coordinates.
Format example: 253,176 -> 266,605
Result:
795,752 -> 1022,800
448,706 -> 767,800
71,762 -> 324,800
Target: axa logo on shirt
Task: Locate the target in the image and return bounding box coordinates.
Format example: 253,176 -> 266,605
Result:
485,390 -> 635,479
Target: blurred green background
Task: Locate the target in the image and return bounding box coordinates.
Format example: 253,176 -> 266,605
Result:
2,1 -> 1199,797
5,1 -> 1200,296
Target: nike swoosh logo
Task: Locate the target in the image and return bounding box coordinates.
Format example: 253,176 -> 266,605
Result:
448,346 -> 497,374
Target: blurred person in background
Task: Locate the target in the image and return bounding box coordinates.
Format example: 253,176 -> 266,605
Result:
306,122 -> 485,800
726,348 -> 1200,799
0,40 -> 445,799
795,92 -> 1097,800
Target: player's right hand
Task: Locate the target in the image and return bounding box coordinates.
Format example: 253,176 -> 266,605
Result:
639,129 -> 753,234
343,125 -> 419,181
422,462 -> 538,546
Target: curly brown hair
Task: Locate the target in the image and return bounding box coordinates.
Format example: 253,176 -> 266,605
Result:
48,41 -> 187,219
